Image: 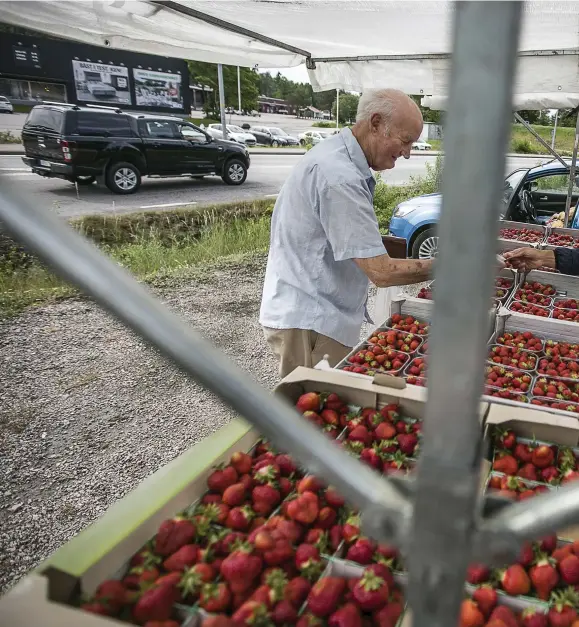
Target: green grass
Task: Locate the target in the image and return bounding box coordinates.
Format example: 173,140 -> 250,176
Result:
188,117 -> 220,127
0,130 -> 21,144
511,124 -> 576,155
312,121 -> 344,128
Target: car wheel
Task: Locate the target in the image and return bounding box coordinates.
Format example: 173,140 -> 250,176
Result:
222,158 -> 247,185
412,228 -> 439,259
272,140 -> 279,147
300,139 -> 306,146
74,175 -> 96,186
105,161 -> 141,195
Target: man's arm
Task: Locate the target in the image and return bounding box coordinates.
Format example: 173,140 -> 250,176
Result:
355,254 -> 433,287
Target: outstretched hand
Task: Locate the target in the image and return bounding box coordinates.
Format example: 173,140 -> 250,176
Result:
503,248 -> 556,273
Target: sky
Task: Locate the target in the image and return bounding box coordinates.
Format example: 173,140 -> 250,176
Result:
261,65 -> 310,84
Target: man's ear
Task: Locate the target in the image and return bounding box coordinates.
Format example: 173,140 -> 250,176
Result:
370,112 -> 382,132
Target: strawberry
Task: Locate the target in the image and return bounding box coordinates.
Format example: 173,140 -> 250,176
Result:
225,506 -> 255,531
373,599 -> 404,627
223,483 -> 247,507
553,545 -> 574,563
548,590 -> 578,627
329,602 -> 363,627
530,554 -> 559,600
201,617 -> 235,627
133,579 -> 180,623
81,602 -> 115,616
521,608 -> 548,627
361,447 -> 383,470
279,477 -> 293,498
231,600 -> 269,626
540,534 -> 558,554
459,599 -> 485,627
230,452 -> 252,475
489,605 -> 519,627
199,582 -> 232,613
329,525 -> 343,551
154,517 -> 196,556
325,487 -> 346,509
351,569 -> 389,611
272,600 -> 298,626
252,484 -> 281,515
296,392 -> 321,413
298,476 -> 324,494
346,538 -> 376,565
163,544 -> 200,572
287,492 -> 320,525
498,563 -> 531,596
124,565 -> 160,589
560,554 -> 579,585
273,518 -> 305,544
143,621 -> 181,627
532,445 -> 555,469
518,463 -> 538,481
93,580 -> 130,612
179,563 -> 216,601
466,564 -> 491,585
321,409 -> 341,426
342,515 -> 361,543
492,453 -> 518,475
295,543 -> 321,570
307,577 -> 347,617
472,585 -> 497,618
275,454 -> 297,476
396,432 -> 418,456
207,465 -> 239,494
517,542 -> 535,567
541,466 -> 560,484
220,544 -> 263,593
348,425 -> 372,447
297,613 -> 324,627
285,576 -> 311,608
495,428 -> 517,450
374,422 -> 397,441
364,564 -> 394,590
253,463 -> 281,485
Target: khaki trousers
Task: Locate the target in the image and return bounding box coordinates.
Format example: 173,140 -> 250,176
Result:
263,327 -> 351,378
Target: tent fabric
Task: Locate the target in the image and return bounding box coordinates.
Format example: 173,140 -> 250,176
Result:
1,1 -> 578,106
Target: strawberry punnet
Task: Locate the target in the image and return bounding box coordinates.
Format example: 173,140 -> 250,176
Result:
351,569 -> 389,611
154,517 -> 196,556
306,577 -> 347,617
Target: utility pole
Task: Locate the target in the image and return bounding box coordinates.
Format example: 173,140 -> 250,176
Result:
551,109 -> 559,150
237,66 -> 242,114
217,63 -> 227,139
336,89 -> 339,128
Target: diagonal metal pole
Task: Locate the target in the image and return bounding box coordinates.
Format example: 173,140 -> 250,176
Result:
406,4 -> 522,627
563,112 -> 579,227
0,177 -> 410,545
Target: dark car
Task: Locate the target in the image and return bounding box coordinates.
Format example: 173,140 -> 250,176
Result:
249,125 -> 299,147
21,103 -> 251,194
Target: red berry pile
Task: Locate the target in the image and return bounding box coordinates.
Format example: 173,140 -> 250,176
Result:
405,356 -> 426,378
537,355 -> 579,379
405,375 -> 426,387
509,300 -> 551,317
495,277 -> 514,301
553,307 -> 579,323
499,227 -> 544,242
496,331 -> 544,352
388,313 -> 429,336
487,345 -> 537,370
545,340 -> 579,359
485,365 -> 533,392
483,387 -> 529,402
487,471 -> 553,499
554,298 -> 579,310
341,348 -> 409,376
417,286 -> 433,300
530,397 -> 579,414
547,232 -> 579,247
367,329 -> 422,354
513,288 -> 553,307
521,280 -> 557,296
532,377 -> 579,402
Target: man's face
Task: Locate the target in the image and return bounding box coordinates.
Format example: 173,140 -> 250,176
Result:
371,113 -> 423,170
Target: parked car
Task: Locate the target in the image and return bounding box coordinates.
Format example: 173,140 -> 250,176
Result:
21,104 -> 250,194
206,124 -> 257,146
298,130 -> 330,146
412,139 -> 432,151
0,96 -> 14,113
250,126 -> 299,147
389,159 -> 579,259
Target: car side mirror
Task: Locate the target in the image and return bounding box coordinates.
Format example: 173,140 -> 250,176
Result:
529,181 -> 538,191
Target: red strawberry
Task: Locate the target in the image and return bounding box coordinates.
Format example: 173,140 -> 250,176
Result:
472,585 -> 497,618
154,517 -> 196,556
275,454 -> 297,476
297,613 -> 324,627
279,477 -> 293,498
272,600 -> 298,626
541,466 -> 560,484
225,506 -> 255,531
492,453 -> 518,475
295,544 -> 321,570
93,580 -> 130,612
521,608 -> 548,627
223,483 -> 247,507
396,433 -> 418,456
495,428 -> 516,450
306,577 -> 347,617
489,605 -> 519,627
540,534 -> 558,554
374,422 -> 397,441
199,582 -> 232,613
466,564 -> 490,585
81,602 -> 114,616
348,426 -> 372,447
532,445 -> 555,469
296,392 -> 321,413
351,569 -> 389,611
346,538 -> 375,565
517,542 -> 535,567
498,564 -> 531,596
514,442 -> 533,464
342,516 -> 360,543
317,507 -> 337,530
124,565 -> 160,590
560,553 -> 579,585
253,463 -> 281,485
220,544 -> 263,593
364,564 -> 394,589
207,466 -> 238,494
133,580 -> 180,623
179,563 -> 216,601
518,463 -> 538,481
285,576 -> 311,608
360,447 -> 382,470
232,600 -> 269,626
329,602 -> 363,627
373,599 -> 404,627
230,452 -> 252,475
548,591 -> 578,627
459,599 -> 484,627
287,492 -> 319,525
201,617 -> 235,627
163,544 -> 200,572
143,621 -> 181,627
329,525 -> 343,551
530,554 -> 559,600
252,484 -> 281,515
325,487 -> 346,509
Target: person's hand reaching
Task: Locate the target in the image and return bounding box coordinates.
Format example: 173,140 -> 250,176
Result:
503,248 -> 556,273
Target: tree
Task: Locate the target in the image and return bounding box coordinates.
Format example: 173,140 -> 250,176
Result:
559,108 -> 579,128
517,110 -> 541,124
188,61 -> 260,115
332,93 -> 359,124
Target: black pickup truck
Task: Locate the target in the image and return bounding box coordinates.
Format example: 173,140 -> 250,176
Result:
21,104 -> 251,194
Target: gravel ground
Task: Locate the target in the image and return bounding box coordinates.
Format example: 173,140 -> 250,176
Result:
0,256 -> 425,593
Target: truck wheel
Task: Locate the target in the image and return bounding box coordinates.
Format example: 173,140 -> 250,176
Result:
412,228 -> 439,259
105,162 -> 141,195
74,175 -> 96,186
222,159 -> 247,185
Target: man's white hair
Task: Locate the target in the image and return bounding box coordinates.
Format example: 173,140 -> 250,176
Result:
356,88 -> 419,126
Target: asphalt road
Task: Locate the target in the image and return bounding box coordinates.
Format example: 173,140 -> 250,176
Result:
0,153 -> 544,218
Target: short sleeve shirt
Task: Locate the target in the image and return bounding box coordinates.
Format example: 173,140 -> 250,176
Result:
259,128 -> 385,346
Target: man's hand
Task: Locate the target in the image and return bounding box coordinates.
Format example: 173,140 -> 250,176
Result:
355,254 -> 433,288
503,248 -> 556,273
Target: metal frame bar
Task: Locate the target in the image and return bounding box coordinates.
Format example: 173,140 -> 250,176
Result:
151,0 -> 311,60
514,112 -> 569,168
407,4 -> 522,626
5,3 -> 579,625
563,113 -> 579,226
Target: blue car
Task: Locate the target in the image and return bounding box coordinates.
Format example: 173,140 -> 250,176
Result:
389,159 -> 579,259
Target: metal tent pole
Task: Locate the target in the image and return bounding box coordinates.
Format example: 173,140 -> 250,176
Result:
336,89 -> 339,128
218,63 -> 227,139
564,112 -> 579,227
407,3 -> 522,627
552,109 -> 559,150
237,66 -> 242,113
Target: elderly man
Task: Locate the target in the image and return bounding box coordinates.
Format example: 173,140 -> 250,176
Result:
260,88 -> 434,377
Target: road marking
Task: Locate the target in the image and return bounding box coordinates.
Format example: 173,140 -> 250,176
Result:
138,201 -> 198,209
0,167 -> 29,171
265,194 -> 279,198
3,172 -> 34,176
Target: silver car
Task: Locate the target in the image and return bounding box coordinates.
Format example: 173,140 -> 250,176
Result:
0,96 -> 14,114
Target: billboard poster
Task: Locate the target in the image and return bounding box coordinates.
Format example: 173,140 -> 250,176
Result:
72,60 -> 131,105
133,69 -> 183,109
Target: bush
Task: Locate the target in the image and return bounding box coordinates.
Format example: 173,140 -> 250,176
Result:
0,130 -> 21,144
511,138 -> 539,154
312,121 -> 336,128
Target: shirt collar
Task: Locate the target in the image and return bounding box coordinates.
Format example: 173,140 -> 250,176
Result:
340,127 -> 373,181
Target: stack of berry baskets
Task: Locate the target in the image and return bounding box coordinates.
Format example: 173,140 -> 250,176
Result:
336,314 -> 428,379
551,298 -> 579,324
506,279 -> 559,319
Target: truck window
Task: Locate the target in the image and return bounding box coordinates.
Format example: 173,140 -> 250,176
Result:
24,107 -> 64,133
74,112 -> 133,137
142,120 -> 180,139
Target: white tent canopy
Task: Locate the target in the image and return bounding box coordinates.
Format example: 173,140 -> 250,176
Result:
1,0 -> 579,109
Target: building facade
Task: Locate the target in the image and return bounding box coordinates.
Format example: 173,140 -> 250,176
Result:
0,32 -> 191,114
